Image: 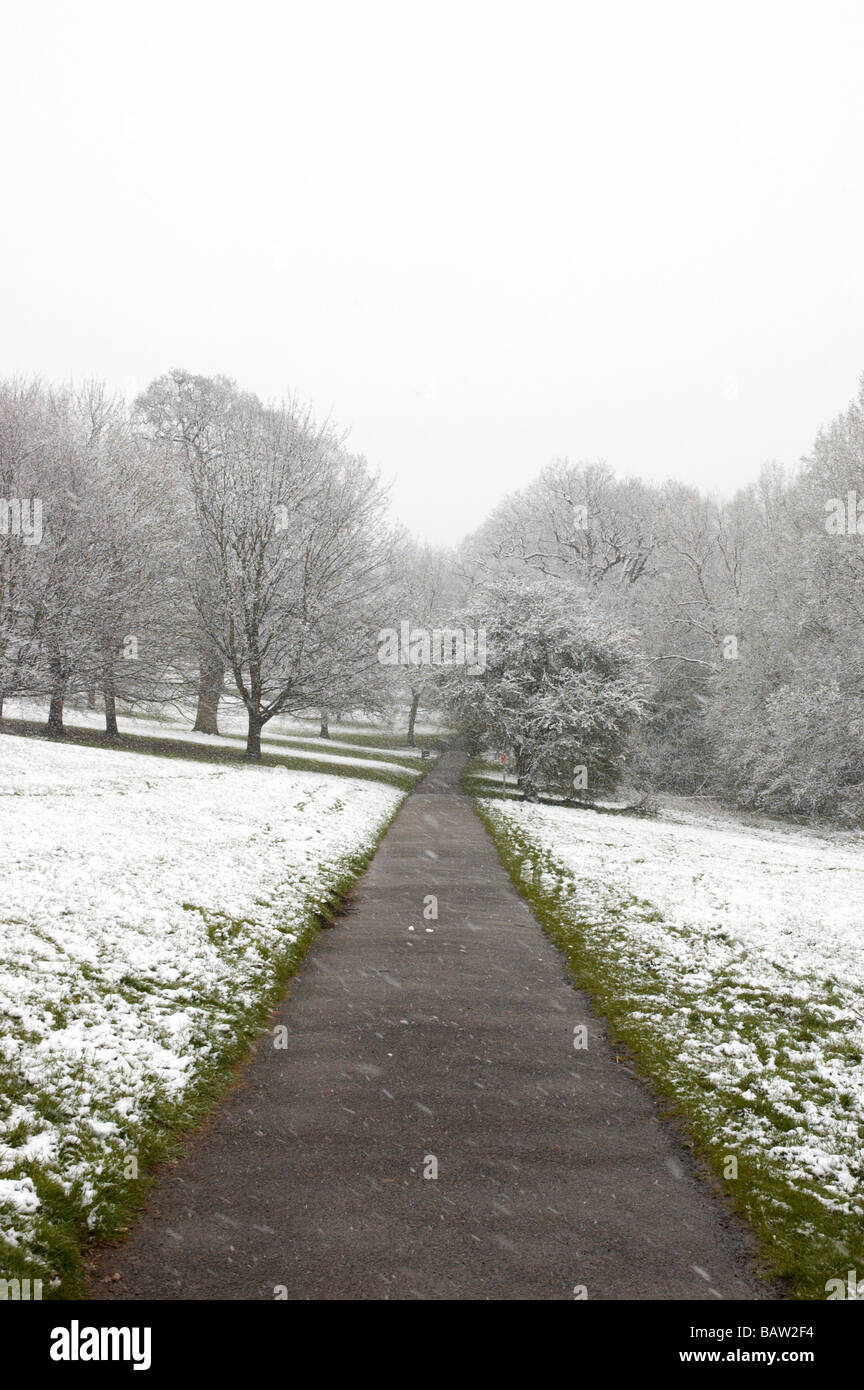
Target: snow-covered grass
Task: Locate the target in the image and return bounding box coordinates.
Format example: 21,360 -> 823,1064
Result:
477,790 -> 864,1300
0,731 -> 404,1296
0,700 -> 428,791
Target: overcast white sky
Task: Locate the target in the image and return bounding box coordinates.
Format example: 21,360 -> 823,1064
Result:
1,0 -> 863,544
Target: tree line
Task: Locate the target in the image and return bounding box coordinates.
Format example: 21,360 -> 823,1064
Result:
457,372 -> 864,821
0,370 -> 455,757
3,365 -> 863,820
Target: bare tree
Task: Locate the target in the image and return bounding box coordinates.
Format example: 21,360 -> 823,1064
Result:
137,371 -> 389,759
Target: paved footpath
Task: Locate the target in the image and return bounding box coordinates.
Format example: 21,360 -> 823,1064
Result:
91,749 -> 771,1301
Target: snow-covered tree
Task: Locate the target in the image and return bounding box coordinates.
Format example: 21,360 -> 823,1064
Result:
442,580 -> 648,799
0,381 -> 175,735
377,535 -> 465,744
137,370 -> 389,759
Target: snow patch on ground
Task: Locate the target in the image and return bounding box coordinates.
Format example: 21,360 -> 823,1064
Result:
1,700 -> 424,776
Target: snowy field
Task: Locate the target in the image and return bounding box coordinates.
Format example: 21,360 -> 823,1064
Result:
0,732 -> 403,1286
480,795 -> 864,1294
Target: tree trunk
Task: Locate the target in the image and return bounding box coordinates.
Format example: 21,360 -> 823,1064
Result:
407,691 -> 420,747
47,688 -> 65,737
87,688 -> 96,710
514,744 -> 527,791
103,663 -> 118,739
193,651 -> 224,735
245,714 -> 263,761
319,710 -> 330,739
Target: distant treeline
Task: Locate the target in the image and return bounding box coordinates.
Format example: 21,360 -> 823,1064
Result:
458,374 -> 864,822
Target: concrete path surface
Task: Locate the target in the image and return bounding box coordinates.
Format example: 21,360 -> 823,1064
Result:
90,749 -> 771,1301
